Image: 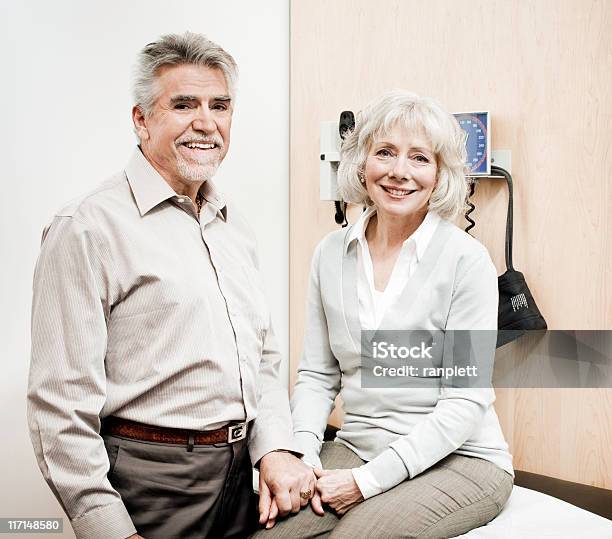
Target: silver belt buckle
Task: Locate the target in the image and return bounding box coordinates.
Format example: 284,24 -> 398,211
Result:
228,422 -> 247,443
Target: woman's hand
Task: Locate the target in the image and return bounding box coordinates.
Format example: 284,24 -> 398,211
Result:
314,468 -> 364,515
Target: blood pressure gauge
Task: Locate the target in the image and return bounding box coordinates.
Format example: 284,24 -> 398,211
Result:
454,112 -> 491,176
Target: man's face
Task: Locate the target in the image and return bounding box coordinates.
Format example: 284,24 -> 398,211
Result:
133,64 -> 232,187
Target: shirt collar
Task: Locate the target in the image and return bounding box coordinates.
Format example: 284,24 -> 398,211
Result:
125,147 -> 227,220
345,206 -> 441,260
346,205 -> 376,250
199,176 -> 227,221
411,210 -> 441,261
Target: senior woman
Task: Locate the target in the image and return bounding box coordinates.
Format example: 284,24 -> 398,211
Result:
255,91 -> 513,538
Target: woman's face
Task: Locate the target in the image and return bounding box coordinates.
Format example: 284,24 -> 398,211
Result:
364,125 -> 438,222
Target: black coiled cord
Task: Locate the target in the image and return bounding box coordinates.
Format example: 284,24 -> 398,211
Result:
464,179 -> 478,234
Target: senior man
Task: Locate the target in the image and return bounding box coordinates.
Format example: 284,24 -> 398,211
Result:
27,32 -> 315,539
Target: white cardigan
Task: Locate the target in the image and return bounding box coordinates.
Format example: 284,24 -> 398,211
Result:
291,218 -> 513,495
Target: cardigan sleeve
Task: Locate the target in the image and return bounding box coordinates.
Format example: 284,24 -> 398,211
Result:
358,246 -> 499,494
290,242 -> 342,468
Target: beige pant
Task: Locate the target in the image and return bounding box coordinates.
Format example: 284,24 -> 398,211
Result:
252,441 -> 512,539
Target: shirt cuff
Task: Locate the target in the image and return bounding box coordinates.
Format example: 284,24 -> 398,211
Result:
70,499 -> 136,539
248,428 -> 301,467
361,447 -> 410,493
351,466 -> 384,499
293,431 -> 323,469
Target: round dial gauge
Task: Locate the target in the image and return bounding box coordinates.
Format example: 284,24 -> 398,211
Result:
455,112 -> 489,175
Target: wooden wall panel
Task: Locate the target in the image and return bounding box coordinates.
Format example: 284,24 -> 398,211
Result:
290,0 -> 612,487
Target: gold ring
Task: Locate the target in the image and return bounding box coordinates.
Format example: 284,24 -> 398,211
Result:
300,489 -> 312,500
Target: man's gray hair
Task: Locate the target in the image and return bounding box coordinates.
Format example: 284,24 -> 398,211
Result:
133,31 -> 238,116
338,90 -> 469,220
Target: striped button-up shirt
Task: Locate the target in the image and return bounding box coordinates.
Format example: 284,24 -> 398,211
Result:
27,147 -> 295,539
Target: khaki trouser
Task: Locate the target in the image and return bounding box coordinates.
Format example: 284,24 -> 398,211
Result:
252,441 -> 512,539
104,433 -> 257,539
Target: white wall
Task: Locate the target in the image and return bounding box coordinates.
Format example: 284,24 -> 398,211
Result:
0,1 -> 289,533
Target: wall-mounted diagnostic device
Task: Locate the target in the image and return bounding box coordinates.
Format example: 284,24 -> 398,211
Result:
451,111 -> 512,233
319,109 -> 511,228
453,111 -> 491,176
320,111 -> 356,202
319,121 -> 342,201
452,111 -> 511,176
320,111 -> 355,225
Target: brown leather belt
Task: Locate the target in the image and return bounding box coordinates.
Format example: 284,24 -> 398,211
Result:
101,416 -> 248,446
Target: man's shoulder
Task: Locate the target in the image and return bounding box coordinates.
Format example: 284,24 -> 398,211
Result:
54,171 -> 129,221
40,171 -> 132,248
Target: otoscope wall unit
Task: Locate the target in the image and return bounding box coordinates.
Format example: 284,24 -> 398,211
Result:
319,120 -> 342,201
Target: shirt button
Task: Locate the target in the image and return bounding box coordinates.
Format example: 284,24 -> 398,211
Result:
177,197 -> 185,203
